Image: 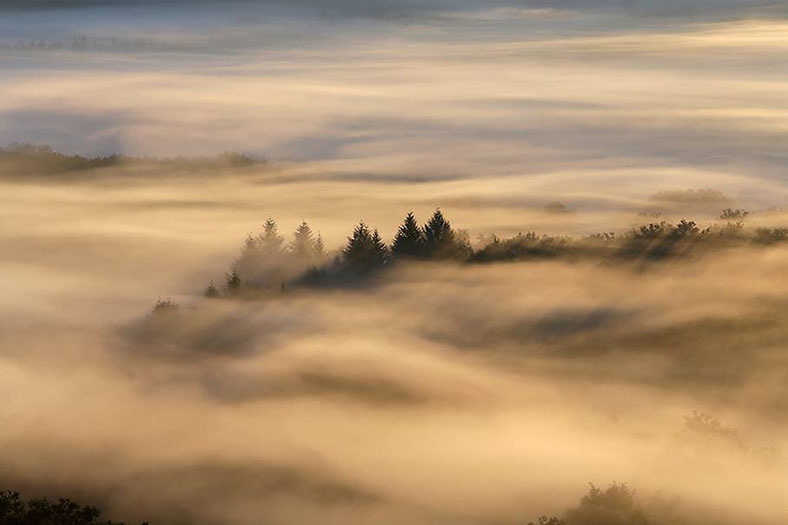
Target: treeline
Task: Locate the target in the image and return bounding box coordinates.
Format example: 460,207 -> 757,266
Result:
0,144 -> 260,176
200,208 -> 788,299
0,491 -> 147,525
203,209 -> 472,298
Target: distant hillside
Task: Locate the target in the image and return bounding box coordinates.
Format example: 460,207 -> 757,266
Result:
0,143 -> 262,177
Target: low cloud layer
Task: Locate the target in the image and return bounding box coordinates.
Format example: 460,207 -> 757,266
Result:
2,1 -> 788,206
2,163 -> 788,523
2,2 -> 788,523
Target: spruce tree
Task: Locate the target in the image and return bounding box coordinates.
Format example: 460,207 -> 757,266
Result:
371,228 -> 389,265
423,208 -> 457,258
289,221 -> 316,261
314,233 -> 326,260
243,233 -> 257,251
225,270 -> 242,294
257,217 -> 284,256
391,212 -> 424,258
344,221 -> 372,266
204,281 -> 219,298
343,222 -> 387,268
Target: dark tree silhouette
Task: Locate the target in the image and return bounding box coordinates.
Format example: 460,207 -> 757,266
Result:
391,212 -> 424,258
422,209 -> 471,260
0,491 -> 147,525
422,209 -> 457,259
371,229 -> 388,262
343,222 -> 388,268
225,270 -> 242,294
671,219 -> 700,239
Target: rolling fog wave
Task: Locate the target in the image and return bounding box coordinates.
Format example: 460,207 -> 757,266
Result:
2,0 -> 788,522
1,159 -> 788,523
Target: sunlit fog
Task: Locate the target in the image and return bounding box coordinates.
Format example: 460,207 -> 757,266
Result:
2,1 -> 788,524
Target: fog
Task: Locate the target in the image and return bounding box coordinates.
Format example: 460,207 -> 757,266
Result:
2,1 -> 788,524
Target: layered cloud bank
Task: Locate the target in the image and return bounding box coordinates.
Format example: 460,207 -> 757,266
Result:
2,0 -> 788,203
2,1 -> 788,524
2,160 -> 788,523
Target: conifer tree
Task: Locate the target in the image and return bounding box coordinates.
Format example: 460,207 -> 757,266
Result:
343,221 -> 387,268
204,281 -> 219,298
391,212 -> 424,258
423,208 -> 457,258
344,221 -> 371,265
257,217 -> 284,256
243,233 -> 257,251
314,233 -> 326,260
371,228 -> 389,264
290,221 -> 316,261
225,270 -> 242,294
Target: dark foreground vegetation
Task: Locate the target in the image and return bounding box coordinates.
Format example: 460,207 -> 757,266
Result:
194,207 -> 784,300
0,483 -> 660,525
0,491 -> 146,525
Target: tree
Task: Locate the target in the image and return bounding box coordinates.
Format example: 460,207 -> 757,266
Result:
257,218 -> 284,256
423,208 -> 467,259
225,270 -> 242,294
528,517 -> 565,525
371,228 -> 389,263
151,298 -> 178,317
391,212 -> 424,258
0,490 -> 147,525
343,221 -> 387,268
203,281 -> 219,298
565,483 -> 650,525
289,221 -> 317,262
314,233 -> 325,260
671,219 -> 700,239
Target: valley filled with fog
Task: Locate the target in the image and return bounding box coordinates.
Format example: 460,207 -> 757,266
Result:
2,1 -> 788,524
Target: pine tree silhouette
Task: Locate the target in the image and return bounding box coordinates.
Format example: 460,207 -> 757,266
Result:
371,228 -> 389,264
391,212 -> 424,258
423,208 -> 457,259
343,221 -> 387,268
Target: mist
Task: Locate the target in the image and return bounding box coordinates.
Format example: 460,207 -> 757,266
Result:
2,1 -> 788,524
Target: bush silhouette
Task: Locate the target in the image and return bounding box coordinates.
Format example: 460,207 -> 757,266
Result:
528,517 -> 566,525
0,491 -> 147,525
565,483 -> 650,525
528,483 -> 652,525
720,208 -> 749,220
